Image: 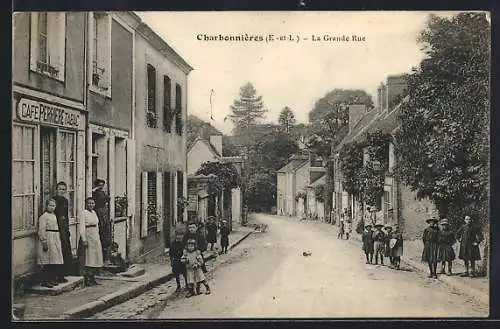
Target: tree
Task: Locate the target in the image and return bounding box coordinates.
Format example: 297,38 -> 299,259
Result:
278,106 -> 296,134
394,13 -> 490,275
228,82 -> 268,135
186,114 -> 222,146
195,161 -> 241,192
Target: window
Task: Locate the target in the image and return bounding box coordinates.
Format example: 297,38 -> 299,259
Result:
175,84 -> 183,135
141,171 -> 163,237
12,124 -> 36,231
146,64 -> 157,128
90,12 -> 111,95
163,172 -> 173,227
383,190 -> 392,224
163,75 -> 172,132
59,131 -> 76,218
30,12 -> 66,81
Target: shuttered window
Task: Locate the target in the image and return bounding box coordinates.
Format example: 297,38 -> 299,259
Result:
163,75 -> 172,132
175,84 -> 183,135
12,124 -> 36,231
147,172 -> 157,234
164,172 -> 172,226
146,64 -> 157,128
177,171 -> 184,222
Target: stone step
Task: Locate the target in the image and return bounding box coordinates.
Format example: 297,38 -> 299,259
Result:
118,265 -> 146,278
28,276 -> 84,296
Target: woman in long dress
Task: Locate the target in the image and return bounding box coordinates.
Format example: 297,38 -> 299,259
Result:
79,197 -> 104,286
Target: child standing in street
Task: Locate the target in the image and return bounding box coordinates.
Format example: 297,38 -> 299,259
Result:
390,224 -> 404,270
169,230 -> 188,292
422,217 -> 440,278
384,226 -> 394,266
362,224 -> 374,264
372,223 -> 386,265
437,219 -> 456,275
181,239 -> 211,297
344,219 -> 352,240
37,198 -> 64,288
220,220 -> 230,254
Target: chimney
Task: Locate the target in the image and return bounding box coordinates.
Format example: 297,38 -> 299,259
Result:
348,104 -> 366,133
210,135 -> 223,155
386,74 -> 408,110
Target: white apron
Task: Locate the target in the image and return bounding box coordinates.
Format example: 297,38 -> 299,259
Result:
79,209 -> 104,268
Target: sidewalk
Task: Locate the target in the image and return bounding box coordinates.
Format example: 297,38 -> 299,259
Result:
332,223 -> 489,305
13,226 -> 254,320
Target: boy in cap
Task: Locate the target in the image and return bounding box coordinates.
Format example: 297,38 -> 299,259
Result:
422,217 -> 439,278
362,224 -> 374,264
437,219 -> 456,275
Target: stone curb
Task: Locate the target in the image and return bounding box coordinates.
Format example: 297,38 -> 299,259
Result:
60,231 -> 253,319
328,223 -> 489,306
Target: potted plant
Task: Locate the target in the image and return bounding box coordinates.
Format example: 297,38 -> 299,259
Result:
146,111 -> 158,128
115,195 -> 128,217
147,202 -> 161,230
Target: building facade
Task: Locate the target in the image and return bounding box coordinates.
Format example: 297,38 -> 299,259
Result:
132,20 -> 193,256
85,12 -> 135,260
12,12 -> 87,277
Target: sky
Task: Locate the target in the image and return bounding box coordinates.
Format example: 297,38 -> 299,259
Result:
136,11 -> 461,135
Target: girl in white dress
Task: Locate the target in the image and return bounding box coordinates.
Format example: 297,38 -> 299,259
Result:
38,198 -> 64,288
79,197 -> 104,286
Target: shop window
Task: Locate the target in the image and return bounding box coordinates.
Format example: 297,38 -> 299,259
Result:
175,84 -> 183,135
90,12 -> 111,96
163,75 -> 172,132
91,133 -> 107,187
30,12 -> 66,82
114,137 -> 127,206
146,64 -> 157,128
12,124 -> 36,232
59,131 -> 76,219
40,127 -> 57,216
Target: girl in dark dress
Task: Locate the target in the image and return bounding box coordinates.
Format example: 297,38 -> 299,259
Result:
437,219 -> 456,275
422,217 -> 439,278
53,181 -> 72,281
390,224 -> 404,270
456,215 -> 484,277
170,231 -> 188,292
362,224 -> 374,264
220,220 -> 230,254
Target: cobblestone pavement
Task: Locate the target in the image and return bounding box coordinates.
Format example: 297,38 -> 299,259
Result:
154,214 -> 487,318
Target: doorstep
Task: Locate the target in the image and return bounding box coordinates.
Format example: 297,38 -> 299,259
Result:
27,276 -> 84,296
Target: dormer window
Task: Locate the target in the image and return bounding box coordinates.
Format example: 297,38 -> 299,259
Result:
30,12 -> 66,81
90,12 -> 111,96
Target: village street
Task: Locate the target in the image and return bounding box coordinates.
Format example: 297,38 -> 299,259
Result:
151,214 -> 488,319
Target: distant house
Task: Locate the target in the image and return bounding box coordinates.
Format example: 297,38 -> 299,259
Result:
307,173 -> 326,221
187,134 -> 243,229
276,154 -> 310,217
332,74 -> 437,239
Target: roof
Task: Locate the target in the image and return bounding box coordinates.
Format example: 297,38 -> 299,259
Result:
222,156 -> 243,163
187,137 -> 221,157
311,172 -> 326,185
335,95 -> 408,151
277,158 -> 309,173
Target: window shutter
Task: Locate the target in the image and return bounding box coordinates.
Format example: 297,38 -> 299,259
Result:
29,13 -> 39,70
156,172 -> 163,232
141,171 -> 148,237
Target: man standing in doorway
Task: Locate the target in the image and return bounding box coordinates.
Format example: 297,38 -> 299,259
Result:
93,179 -> 111,264
53,181 -> 72,281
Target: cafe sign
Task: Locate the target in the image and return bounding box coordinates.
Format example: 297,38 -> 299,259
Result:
16,98 -> 85,131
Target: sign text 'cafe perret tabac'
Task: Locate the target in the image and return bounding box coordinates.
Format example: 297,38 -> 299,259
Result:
16,98 -> 85,131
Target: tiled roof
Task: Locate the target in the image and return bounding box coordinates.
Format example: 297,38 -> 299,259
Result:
187,137 -> 221,157
277,159 -> 308,173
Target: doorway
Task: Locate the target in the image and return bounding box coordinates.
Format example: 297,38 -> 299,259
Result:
40,127 -> 57,214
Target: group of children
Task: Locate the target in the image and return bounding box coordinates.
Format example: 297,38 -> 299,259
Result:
362,223 -> 404,269
168,220 -> 231,298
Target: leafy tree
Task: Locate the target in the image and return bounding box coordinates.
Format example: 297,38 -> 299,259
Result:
228,82 -> 268,135
394,13 -> 490,274
195,161 -> 241,192
186,114 -> 222,146
278,106 -> 296,133
245,170 -> 277,213
339,141 -> 364,198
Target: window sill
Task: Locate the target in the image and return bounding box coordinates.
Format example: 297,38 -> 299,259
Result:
89,85 -> 111,99
29,68 -> 65,83
13,229 -> 37,239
